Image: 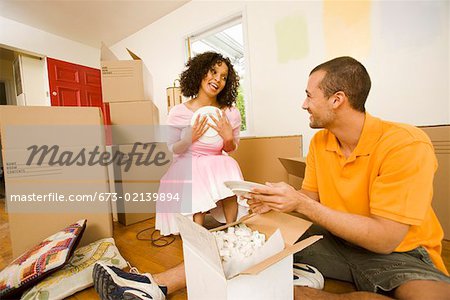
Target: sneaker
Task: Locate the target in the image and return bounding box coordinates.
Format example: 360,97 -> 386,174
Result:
93,262 -> 166,300
293,263 -> 324,290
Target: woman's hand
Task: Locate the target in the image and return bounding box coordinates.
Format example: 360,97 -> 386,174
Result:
191,114 -> 209,143
209,110 -> 234,143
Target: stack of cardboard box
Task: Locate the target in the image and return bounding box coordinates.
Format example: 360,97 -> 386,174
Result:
0,106 -> 113,258
100,44 -> 167,225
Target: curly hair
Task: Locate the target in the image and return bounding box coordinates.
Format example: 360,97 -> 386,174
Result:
180,52 -> 240,108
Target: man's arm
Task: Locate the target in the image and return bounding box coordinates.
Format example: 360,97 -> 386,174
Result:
300,188 -> 319,202
250,182 -> 409,254
297,193 -> 409,254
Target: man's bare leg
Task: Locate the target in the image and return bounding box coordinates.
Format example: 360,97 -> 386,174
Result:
152,266 -> 397,298
394,280 -> 450,300
153,263 -> 186,295
295,287 -> 393,300
152,267 -> 450,299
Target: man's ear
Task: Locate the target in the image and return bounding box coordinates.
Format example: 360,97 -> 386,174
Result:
331,91 -> 346,108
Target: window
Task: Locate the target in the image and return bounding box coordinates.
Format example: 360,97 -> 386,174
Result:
187,15 -> 249,132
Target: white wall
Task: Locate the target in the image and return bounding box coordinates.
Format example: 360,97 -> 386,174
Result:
366,1 -> 449,126
0,16 -> 99,68
111,1 -> 450,154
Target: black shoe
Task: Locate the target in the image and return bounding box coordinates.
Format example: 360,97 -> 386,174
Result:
93,262 -> 166,300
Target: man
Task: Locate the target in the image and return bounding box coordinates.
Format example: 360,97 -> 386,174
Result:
93,57 -> 450,300
248,56 -> 450,299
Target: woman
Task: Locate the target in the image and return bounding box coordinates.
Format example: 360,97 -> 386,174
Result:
155,52 -> 247,236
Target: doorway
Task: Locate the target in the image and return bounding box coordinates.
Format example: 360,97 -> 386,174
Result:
0,82 -> 6,105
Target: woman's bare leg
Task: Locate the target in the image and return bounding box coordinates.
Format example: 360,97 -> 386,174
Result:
221,195 -> 238,223
193,212 -> 205,225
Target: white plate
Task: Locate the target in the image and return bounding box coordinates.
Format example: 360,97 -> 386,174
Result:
190,106 -> 222,144
224,180 -> 268,197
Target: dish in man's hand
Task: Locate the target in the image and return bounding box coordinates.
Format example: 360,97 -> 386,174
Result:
224,180 -> 268,197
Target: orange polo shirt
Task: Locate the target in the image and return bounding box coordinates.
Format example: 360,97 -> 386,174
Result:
302,113 -> 448,275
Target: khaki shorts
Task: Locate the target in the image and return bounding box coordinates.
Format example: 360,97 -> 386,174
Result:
294,224 -> 450,294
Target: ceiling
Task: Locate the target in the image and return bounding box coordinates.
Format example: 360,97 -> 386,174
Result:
0,0 -> 189,48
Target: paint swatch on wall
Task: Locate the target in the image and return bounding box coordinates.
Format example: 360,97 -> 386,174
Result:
323,0 -> 371,59
275,15 -> 309,63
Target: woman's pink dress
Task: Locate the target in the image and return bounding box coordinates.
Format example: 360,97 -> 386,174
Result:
155,103 -> 248,236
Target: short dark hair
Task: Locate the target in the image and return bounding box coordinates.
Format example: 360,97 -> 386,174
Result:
310,56 -> 371,112
180,52 -> 239,108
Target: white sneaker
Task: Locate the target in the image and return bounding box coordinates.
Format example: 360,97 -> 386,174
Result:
93,262 -> 166,300
293,263 -> 324,290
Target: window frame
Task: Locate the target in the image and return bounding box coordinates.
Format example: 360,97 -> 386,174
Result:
185,12 -> 253,136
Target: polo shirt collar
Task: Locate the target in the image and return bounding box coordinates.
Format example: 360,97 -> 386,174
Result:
325,113 -> 383,156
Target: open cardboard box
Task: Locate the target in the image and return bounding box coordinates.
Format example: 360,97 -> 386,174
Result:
231,136 -> 302,185
176,211 -> 321,300
279,156 -> 306,189
100,43 -> 152,103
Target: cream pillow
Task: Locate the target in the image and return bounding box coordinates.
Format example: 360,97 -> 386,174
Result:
21,237 -> 127,300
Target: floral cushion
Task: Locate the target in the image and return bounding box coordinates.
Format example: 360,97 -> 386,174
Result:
21,237 -> 127,300
0,219 -> 86,299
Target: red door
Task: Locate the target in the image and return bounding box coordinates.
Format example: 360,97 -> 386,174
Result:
47,57 -> 103,107
47,57 -> 111,144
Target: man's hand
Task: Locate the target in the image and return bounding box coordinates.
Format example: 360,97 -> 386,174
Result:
246,182 -> 315,214
246,196 -> 271,214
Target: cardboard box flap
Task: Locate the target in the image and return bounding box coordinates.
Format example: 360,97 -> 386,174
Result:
243,211 -> 312,246
240,235 -> 322,275
126,48 -> 141,60
175,214 -> 225,278
278,157 -> 306,177
100,42 -> 119,61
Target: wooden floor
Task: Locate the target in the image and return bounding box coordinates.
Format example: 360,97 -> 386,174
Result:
0,199 -> 449,299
